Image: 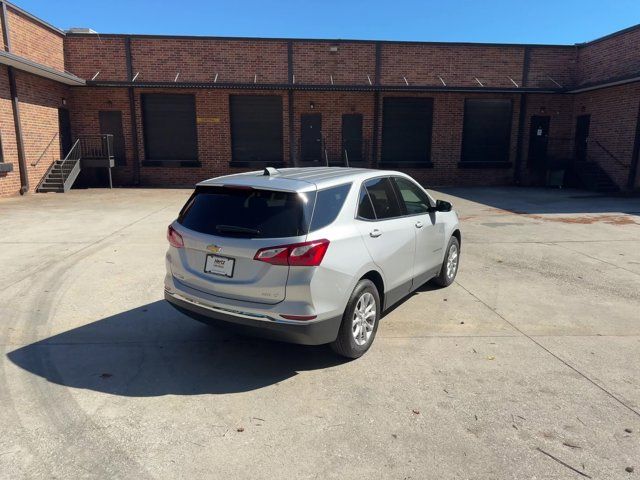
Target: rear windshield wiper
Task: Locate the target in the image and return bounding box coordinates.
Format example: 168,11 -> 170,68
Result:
215,225 -> 261,236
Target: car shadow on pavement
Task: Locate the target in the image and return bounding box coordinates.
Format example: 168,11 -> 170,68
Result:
7,300 -> 346,397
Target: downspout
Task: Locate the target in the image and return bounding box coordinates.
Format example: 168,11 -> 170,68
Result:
371,42 -> 382,167
628,100 -> 640,190
1,1 -> 29,194
125,36 -> 140,185
287,40 -> 295,167
513,46 -> 531,185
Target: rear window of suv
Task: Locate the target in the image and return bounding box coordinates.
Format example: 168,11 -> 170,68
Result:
179,186 -> 316,238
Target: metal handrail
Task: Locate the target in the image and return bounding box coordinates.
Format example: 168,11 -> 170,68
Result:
59,138 -> 81,173
589,138 -> 630,168
78,134 -> 114,160
31,132 -> 59,167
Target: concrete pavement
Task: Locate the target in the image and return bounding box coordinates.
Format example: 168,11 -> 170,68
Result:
1,187 -> 639,479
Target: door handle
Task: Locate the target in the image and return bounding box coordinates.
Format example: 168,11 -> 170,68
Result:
369,229 -> 382,238
415,221 -> 424,229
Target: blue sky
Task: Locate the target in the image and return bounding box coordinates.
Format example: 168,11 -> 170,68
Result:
17,0 -> 640,44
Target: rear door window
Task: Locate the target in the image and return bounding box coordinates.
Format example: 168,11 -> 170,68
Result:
309,183 -> 352,231
363,177 -> 402,219
178,186 -> 316,238
357,187 -> 376,220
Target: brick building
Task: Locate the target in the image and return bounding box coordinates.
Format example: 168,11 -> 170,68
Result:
0,0 -> 639,198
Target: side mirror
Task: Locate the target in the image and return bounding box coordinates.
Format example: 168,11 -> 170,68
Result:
435,200 -> 452,212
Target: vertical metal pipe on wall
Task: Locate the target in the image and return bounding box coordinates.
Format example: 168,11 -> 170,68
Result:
1,1 -> 29,194
287,41 -> 296,167
629,101 -> 640,190
371,43 -> 382,167
125,36 -> 140,184
513,46 -> 531,185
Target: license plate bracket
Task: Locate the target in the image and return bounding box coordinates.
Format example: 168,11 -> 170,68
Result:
204,254 -> 235,278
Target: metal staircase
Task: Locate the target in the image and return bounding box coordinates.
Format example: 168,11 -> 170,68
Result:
571,161 -> 621,193
37,135 -> 114,193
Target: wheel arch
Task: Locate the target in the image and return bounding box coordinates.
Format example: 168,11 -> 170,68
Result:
359,270 -> 385,311
452,228 -> 461,250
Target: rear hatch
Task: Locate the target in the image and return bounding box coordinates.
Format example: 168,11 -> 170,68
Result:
172,185 -> 316,304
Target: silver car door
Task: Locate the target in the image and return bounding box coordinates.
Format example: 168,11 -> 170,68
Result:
355,177 -> 416,308
392,177 -> 445,286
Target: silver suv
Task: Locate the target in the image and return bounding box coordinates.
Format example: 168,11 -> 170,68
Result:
165,167 -> 461,358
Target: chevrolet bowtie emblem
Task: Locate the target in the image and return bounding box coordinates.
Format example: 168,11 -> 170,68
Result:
206,244 -> 222,254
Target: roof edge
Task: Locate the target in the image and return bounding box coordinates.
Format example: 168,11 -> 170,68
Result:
85,80 -> 560,94
579,23 -> 640,47
65,31 -> 577,49
0,50 -> 85,85
1,1 -> 65,36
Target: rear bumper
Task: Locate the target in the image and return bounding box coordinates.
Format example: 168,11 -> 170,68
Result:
165,291 -> 342,345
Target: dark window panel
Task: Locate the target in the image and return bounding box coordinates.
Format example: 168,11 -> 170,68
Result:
461,99 -> 513,163
381,97 -> 433,164
141,93 -> 198,162
230,95 -> 283,164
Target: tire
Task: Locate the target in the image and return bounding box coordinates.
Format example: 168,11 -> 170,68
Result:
330,279 -> 381,359
432,236 -> 460,288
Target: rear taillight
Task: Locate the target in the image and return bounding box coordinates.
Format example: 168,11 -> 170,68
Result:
254,239 -> 329,267
167,225 -> 184,248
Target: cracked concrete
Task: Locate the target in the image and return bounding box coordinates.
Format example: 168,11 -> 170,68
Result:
1,186 -> 639,479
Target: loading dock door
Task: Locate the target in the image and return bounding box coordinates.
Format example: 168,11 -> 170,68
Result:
342,114 -> 363,164
381,97 -> 433,164
229,95 -> 283,164
300,114 -> 322,163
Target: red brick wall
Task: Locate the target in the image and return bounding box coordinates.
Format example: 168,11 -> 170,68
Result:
527,46 -> 577,89
380,44 -> 524,88
64,36 -> 128,81
519,94 -> 575,186
293,42 -> 375,85
2,8 -> 640,197
68,87 -> 544,189
0,68 -> 68,197
67,87 -> 136,185
132,88 -> 291,187
6,7 -> 65,71
130,38 -> 288,84
577,27 -> 640,86
0,65 -> 20,197
369,92 -> 520,186
573,83 -> 640,188
292,91 -> 374,163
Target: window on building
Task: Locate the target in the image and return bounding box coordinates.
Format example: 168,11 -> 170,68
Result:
141,94 -> 198,162
461,99 -> 513,164
381,97 -> 433,164
230,95 -> 283,164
